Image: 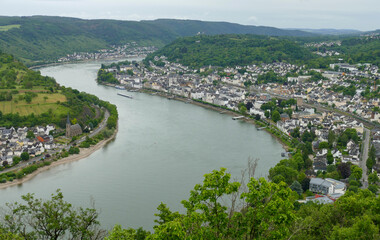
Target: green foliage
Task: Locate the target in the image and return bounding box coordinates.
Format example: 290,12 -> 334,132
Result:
146,34 -> 314,68
2,189 -> 102,239
26,130 -> 35,139
148,167 -> 296,239
337,128 -> 358,147
68,146 -> 80,154
350,165 -> 363,181
292,189 -> 379,239
20,152 -> 29,161
368,172 -> 379,184
290,180 -> 303,195
330,84 -> 357,97
271,110 -> 281,123
258,71 -> 286,84
368,184 -> 379,194
97,69 -> 119,84
327,150 -> 334,165
318,141 -> 329,149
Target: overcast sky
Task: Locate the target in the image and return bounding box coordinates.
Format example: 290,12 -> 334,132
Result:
1,0 -> 379,31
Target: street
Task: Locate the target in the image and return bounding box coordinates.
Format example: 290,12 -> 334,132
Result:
360,128 -> 370,189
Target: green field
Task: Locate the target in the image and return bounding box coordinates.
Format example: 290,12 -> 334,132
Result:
0,93 -> 68,116
0,24 -> 20,31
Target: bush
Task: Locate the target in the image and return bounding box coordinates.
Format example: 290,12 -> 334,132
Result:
0,178 -> 6,183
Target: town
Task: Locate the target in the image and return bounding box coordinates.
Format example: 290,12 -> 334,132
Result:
101,55 -> 380,200
57,43 -> 157,63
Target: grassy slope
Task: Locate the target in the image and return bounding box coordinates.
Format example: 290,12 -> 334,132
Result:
0,92 -> 68,116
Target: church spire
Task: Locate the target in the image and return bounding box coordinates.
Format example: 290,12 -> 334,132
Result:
67,114 -> 71,125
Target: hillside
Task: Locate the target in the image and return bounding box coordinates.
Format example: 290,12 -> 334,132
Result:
0,16 -> 315,65
145,34 -> 315,68
0,51 -> 113,130
144,19 -> 315,37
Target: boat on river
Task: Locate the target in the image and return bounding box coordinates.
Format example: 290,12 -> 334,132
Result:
117,93 -> 133,99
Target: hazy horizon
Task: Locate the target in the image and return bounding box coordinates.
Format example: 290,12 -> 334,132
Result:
1,0 -> 379,31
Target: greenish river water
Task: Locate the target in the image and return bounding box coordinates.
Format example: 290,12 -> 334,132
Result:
0,59 -> 284,230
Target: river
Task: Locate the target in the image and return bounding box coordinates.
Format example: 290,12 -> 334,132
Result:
0,59 -> 285,230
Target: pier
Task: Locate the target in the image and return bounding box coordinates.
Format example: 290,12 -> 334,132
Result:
232,116 -> 245,120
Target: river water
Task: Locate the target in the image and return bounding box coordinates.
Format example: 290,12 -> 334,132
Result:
0,59 -> 284,230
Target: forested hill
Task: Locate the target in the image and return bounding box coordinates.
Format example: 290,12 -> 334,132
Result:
0,16 -> 314,65
0,16 -> 176,65
145,34 -> 314,68
144,19 -> 315,37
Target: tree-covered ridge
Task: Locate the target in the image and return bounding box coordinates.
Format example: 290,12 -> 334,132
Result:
0,16 -> 175,65
0,16 -> 316,66
145,34 -> 315,68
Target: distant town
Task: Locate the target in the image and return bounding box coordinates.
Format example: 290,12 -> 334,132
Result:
57,43 -> 157,63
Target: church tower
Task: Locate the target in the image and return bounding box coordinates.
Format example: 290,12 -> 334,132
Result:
66,114 -> 71,138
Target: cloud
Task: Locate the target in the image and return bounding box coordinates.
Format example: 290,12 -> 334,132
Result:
247,16 -> 258,24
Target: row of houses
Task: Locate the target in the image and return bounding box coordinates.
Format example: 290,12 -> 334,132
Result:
0,125 -> 57,166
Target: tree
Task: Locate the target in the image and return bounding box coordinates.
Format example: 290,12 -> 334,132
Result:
2,189 -> 105,239
290,127 -> 300,139
271,110 -> 280,123
367,184 -> 378,194
368,172 -> 379,184
105,225 -> 149,240
350,165 -> 363,181
337,163 -> 351,179
301,177 -> 310,192
327,150 -> 334,165
269,164 -> 298,185
290,180 -> 303,195
24,94 -> 32,103
239,105 -> 247,114
26,130 -> 35,139
240,178 -> 296,239
264,110 -> 270,119
20,152 -> 29,161
255,114 -> 261,120
181,168 -> 240,239
319,141 -> 329,149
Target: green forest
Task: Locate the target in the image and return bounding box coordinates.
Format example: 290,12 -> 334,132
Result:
146,34 -> 380,69
0,16 -> 314,66
145,34 -> 315,68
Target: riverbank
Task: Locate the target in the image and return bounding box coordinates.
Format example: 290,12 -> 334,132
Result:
30,55 -> 145,69
0,125 -> 118,190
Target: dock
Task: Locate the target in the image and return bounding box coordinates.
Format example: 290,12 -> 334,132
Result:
219,111 -> 227,114
117,93 -> 133,99
232,116 -> 245,120
257,127 -> 266,130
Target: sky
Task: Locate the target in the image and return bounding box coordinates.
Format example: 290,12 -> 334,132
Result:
1,0 -> 379,31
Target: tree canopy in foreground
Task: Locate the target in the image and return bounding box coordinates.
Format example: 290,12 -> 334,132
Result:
0,166 -> 379,239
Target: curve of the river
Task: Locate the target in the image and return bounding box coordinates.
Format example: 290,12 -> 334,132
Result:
0,59 -> 285,230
